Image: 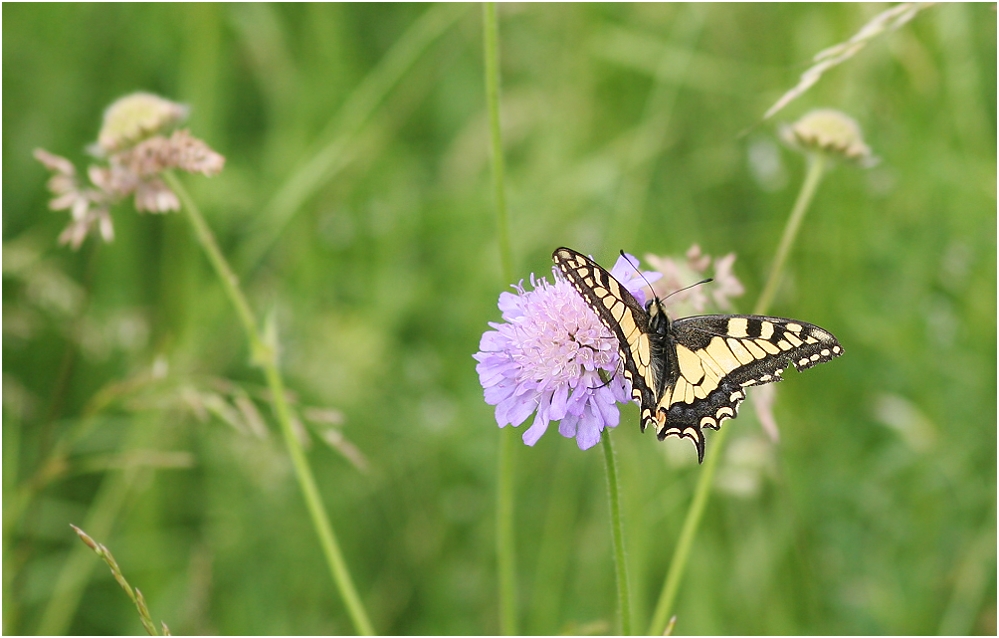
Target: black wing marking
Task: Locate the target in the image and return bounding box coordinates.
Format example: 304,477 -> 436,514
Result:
551,247 -> 661,422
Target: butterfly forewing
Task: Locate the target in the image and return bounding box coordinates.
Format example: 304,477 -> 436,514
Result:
552,248 -> 660,417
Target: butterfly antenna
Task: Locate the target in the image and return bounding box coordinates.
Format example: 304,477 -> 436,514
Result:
619,250 -> 660,299
664,277 -> 713,302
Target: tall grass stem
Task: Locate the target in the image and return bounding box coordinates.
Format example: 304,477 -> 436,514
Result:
483,3 -> 518,634
165,172 -> 375,636
483,2 -> 513,284
602,432 -> 632,635
647,152 -> 827,636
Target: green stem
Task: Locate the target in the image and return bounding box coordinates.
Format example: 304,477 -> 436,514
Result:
754,154 -> 827,316
647,153 -> 827,636
602,432 -> 631,635
165,172 -> 375,636
483,1 -> 513,284
646,427 -> 726,636
483,4 -> 518,635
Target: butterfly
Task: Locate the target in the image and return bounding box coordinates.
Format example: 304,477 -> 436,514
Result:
552,247 -> 843,462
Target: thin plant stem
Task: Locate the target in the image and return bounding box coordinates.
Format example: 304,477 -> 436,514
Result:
483,1 -> 513,285
483,3 -> 518,634
602,432 -> 632,635
754,154 -> 827,316
646,424 -> 725,636
164,172 -> 375,636
647,153 -> 828,636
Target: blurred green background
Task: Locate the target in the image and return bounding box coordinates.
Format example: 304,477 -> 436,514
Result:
3,3 -> 996,635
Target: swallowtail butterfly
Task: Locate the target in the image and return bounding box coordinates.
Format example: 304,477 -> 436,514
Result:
553,247 -> 843,462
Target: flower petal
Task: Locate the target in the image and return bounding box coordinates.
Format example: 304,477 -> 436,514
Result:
523,409 -> 550,446
558,412 -> 578,439
548,383 -> 569,421
574,404 -> 603,450
503,393 -> 537,428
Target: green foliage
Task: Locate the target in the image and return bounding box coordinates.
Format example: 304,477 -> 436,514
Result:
3,3 -> 995,635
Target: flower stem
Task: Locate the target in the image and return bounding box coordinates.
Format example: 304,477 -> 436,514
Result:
483,1 -> 513,285
164,172 -> 375,636
754,153 -> 827,316
647,153 -> 827,636
602,431 -> 632,635
646,427 -> 725,635
483,4 -> 518,635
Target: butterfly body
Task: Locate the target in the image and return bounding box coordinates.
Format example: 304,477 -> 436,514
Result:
552,247 -> 843,462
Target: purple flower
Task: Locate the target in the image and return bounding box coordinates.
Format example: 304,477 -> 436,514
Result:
474,253 -> 659,450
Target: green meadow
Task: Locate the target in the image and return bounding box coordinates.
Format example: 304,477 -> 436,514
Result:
3,3 -> 995,635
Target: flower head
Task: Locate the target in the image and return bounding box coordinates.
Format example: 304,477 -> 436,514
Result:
474,253 -> 658,450
35,93 -> 225,249
780,108 -> 877,167
95,92 -> 189,155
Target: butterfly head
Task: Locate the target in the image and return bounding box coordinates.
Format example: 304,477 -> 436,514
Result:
646,296 -> 672,335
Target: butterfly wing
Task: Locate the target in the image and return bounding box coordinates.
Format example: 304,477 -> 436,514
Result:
551,247 -> 662,423
655,314 -> 843,461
